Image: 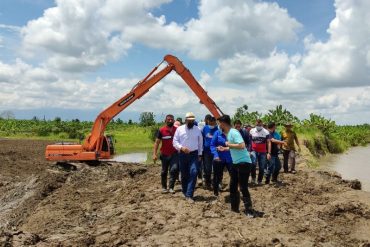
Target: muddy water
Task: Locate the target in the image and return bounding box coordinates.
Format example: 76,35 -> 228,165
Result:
112,152 -> 149,163
324,146 -> 370,192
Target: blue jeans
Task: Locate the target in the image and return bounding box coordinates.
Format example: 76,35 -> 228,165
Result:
267,155 -> 281,181
160,153 -> 179,189
203,150 -> 213,186
179,151 -> 200,198
250,151 -> 267,183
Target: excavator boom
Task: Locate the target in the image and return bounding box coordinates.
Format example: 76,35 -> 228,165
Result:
45,54 -> 223,161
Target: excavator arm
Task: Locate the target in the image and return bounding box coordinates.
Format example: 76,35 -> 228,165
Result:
45,54 -> 223,161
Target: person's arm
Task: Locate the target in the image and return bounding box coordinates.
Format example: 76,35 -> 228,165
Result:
225,130 -> 246,149
210,132 -> 220,160
271,138 -> 286,144
267,138 -> 272,160
173,128 -> 182,151
198,129 -> 203,156
227,142 -> 245,149
153,138 -> 161,161
152,130 -> 161,161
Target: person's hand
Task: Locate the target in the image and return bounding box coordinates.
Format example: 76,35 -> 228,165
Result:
225,141 -> 229,147
267,153 -> 271,160
218,146 -> 227,152
152,153 -> 158,162
214,157 -> 221,162
181,147 -> 190,154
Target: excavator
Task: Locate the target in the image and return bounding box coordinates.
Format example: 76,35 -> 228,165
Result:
45,54 -> 224,162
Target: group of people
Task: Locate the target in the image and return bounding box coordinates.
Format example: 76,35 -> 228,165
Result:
152,112 -> 301,217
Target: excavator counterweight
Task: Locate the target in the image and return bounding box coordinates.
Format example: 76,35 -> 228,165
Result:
45,54 -> 223,161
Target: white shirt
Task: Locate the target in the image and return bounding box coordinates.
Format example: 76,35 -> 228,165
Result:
173,124 -> 203,155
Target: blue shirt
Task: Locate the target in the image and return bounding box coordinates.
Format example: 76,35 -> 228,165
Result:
202,125 -> 219,152
269,131 -> 281,156
210,130 -> 232,163
227,128 -> 252,164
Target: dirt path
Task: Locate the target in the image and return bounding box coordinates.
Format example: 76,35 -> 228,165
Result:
1,139 -> 370,246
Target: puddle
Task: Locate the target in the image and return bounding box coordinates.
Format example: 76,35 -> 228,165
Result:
111,152 -> 149,163
324,145 -> 370,192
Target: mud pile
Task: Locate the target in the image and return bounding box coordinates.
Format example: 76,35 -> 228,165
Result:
1,139 -> 370,246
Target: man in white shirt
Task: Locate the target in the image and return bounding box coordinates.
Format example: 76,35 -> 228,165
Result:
173,112 -> 203,203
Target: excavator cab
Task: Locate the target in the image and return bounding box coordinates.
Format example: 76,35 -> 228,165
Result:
99,135 -> 115,159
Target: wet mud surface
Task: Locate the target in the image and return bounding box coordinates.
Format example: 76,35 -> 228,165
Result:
1,139 -> 370,246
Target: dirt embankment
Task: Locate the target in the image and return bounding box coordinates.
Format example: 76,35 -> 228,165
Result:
1,139 -> 370,246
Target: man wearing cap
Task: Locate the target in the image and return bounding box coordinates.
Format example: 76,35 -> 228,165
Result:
281,122 -> 301,174
173,112 -> 203,203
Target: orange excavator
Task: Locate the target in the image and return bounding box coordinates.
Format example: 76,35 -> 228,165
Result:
45,54 -> 223,162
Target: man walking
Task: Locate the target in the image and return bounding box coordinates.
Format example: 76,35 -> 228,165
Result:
202,116 -> 218,189
267,122 -> 286,183
281,122 -> 301,174
153,114 -> 178,194
173,112 -> 203,203
249,119 -> 271,185
217,115 -> 254,217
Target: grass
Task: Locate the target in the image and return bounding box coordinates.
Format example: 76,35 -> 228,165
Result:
109,126 -> 154,153
0,126 -> 156,154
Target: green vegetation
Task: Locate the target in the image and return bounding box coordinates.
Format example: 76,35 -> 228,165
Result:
233,105 -> 370,167
0,117 -> 159,153
1,105 -> 369,158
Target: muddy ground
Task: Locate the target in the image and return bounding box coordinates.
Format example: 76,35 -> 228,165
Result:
1,139 -> 370,247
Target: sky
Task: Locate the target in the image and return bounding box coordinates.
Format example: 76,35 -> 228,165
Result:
0,0 -> 370,124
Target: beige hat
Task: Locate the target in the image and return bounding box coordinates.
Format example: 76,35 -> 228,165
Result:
185,112 -> 196,120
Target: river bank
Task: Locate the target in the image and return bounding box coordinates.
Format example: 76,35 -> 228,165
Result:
1,139 -> 370,246
321,145 -> 370,192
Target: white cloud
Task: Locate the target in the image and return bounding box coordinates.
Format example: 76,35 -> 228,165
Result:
1,0 -> 370,124
20,0 -> 300,73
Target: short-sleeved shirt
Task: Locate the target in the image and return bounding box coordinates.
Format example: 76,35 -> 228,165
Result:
227,128 -> 252,164
281,130 -> 297,151
156,126 -> 177,156
250,127 -> 271,153
269,131 -> 281,156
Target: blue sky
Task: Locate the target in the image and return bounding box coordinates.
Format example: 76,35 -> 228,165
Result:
0,0 -> 369,124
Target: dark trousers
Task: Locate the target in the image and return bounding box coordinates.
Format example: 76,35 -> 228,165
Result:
250,151 -> 267,183
160,153 -> 179,189
203,150 -> 213,186
179,151 -> 200,198
267,155 -> 281,181
212,160 -> 231,195
229,163 -> 253,212
283,150 -> 296,172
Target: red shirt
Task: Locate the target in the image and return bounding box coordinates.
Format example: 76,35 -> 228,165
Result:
250,127 -> 271,153
156,126 -> 177,156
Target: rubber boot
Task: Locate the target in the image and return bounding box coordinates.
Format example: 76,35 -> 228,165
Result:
230,192 -> 240,213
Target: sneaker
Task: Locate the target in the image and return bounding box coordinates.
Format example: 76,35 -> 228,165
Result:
169,188 -> 175,194
291,170 -> 297,174
161,188 -> 168,194
218,184 -> 223,191
186,197 -> 195,204
244,210 -> 255,218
